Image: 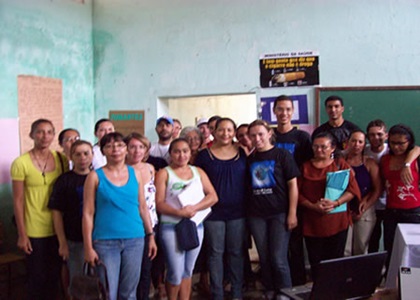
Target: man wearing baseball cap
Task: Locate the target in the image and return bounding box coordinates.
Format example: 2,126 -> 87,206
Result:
149,116 -> 174,163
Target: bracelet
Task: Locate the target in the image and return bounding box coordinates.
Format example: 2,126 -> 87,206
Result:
146,232 -> 154,237
336,200 -> 341,207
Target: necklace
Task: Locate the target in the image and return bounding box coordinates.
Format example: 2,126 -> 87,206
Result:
33,150 -> 51,185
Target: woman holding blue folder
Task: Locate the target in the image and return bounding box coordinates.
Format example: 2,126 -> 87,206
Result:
298,132 -> 361,278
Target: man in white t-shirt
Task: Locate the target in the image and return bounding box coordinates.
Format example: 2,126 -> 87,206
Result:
149,116 -> 174,163
365,119 -> 389,253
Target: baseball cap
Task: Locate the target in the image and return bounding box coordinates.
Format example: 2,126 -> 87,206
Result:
196,118 -> 208,127
156,116 -> 174,126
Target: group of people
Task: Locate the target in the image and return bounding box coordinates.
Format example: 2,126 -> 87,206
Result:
10,94 -> 419,300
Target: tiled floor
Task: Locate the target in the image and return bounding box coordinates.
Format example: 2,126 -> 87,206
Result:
1,263 -> 268,300
0,244 -> 268,300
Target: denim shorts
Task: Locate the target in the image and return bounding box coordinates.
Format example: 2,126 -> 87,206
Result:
160,223 -> 203,285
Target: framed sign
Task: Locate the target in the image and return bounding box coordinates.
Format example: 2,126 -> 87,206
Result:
261,94 -> 309,125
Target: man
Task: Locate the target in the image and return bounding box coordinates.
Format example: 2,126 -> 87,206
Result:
273,95 -> 312,286
149,116 -> 174,163
274,95 -> 312,167
312,95 -> 360,150
363,119 -> 388,253
172,118 -> 182,139
365,119 -> 418,253
197,118 -> 211,148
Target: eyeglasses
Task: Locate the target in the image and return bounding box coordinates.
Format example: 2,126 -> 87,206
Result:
104,142 -> 126,150
312,144 -> 330,151
389,140 -> 409,146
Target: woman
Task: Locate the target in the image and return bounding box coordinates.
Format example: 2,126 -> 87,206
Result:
345,130 -> 381,255
83,132 -> 157,300
11,118 -> 68,299
155,138 -> 217,300
124,132 -> 158,300
298,132 -> 360,277
195,118 -> 247,300
58,128 -> 80,169
180,126 -> 203,164
91,118 -> 115,169
236,123 -> 254,156
180,127 -> 209,294
382,124 -> 420,259
48,140 -> 93,286
247,120 -> 300,299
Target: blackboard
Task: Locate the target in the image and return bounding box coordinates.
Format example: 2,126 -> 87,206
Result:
316,86 -> 420,139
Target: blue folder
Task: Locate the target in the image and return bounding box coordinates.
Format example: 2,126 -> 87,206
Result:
325,169 -> 350,214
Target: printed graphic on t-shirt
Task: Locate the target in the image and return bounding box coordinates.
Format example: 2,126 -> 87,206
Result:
276,142 -> 296,155
386,181 -> 418,202
251,160 -> 275,195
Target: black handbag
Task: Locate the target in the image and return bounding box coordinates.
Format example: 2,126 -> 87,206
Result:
69,261 -> 109,300
175,218 -> 200,251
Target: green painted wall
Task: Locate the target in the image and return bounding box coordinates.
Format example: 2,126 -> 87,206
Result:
1,0 -> 420,251
92,0 -> 420,139
0,0 -> 94,251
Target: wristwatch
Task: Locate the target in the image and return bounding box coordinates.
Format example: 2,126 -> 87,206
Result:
404,162 -> 411,168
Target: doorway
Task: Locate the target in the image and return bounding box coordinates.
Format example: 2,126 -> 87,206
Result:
158,93 -> 258,128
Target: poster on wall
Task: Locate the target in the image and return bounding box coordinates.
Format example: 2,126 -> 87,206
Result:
259,51 -> 319,88
109,110 -> 145,136
261,94 -> 309,125
17,75 -> 63,154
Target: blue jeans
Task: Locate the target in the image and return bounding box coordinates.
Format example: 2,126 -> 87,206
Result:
160,223 -> 204,285
205,218 -> 245,300
94,238 -> 144,300
67,240 -> 84,287
249,214 -> 291,292
26,236 -> 61,300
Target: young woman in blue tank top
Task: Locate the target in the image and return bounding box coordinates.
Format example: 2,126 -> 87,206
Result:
345,130 -> 381,255
83,132 -> 157,300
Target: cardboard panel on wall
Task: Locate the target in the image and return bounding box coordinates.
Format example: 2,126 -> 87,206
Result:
17,75 -> 63,154
109,110 -> 145,136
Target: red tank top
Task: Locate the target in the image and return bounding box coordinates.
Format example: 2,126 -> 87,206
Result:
382,155 -> 420,209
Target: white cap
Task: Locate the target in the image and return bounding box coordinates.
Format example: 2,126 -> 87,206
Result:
196,118 -> 208,127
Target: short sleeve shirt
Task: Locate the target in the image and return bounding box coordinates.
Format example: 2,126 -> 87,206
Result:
48,171 -> 87,242
10,151 -> 68,237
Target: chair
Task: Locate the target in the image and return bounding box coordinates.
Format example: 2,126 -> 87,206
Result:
0,220 -> 25,298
